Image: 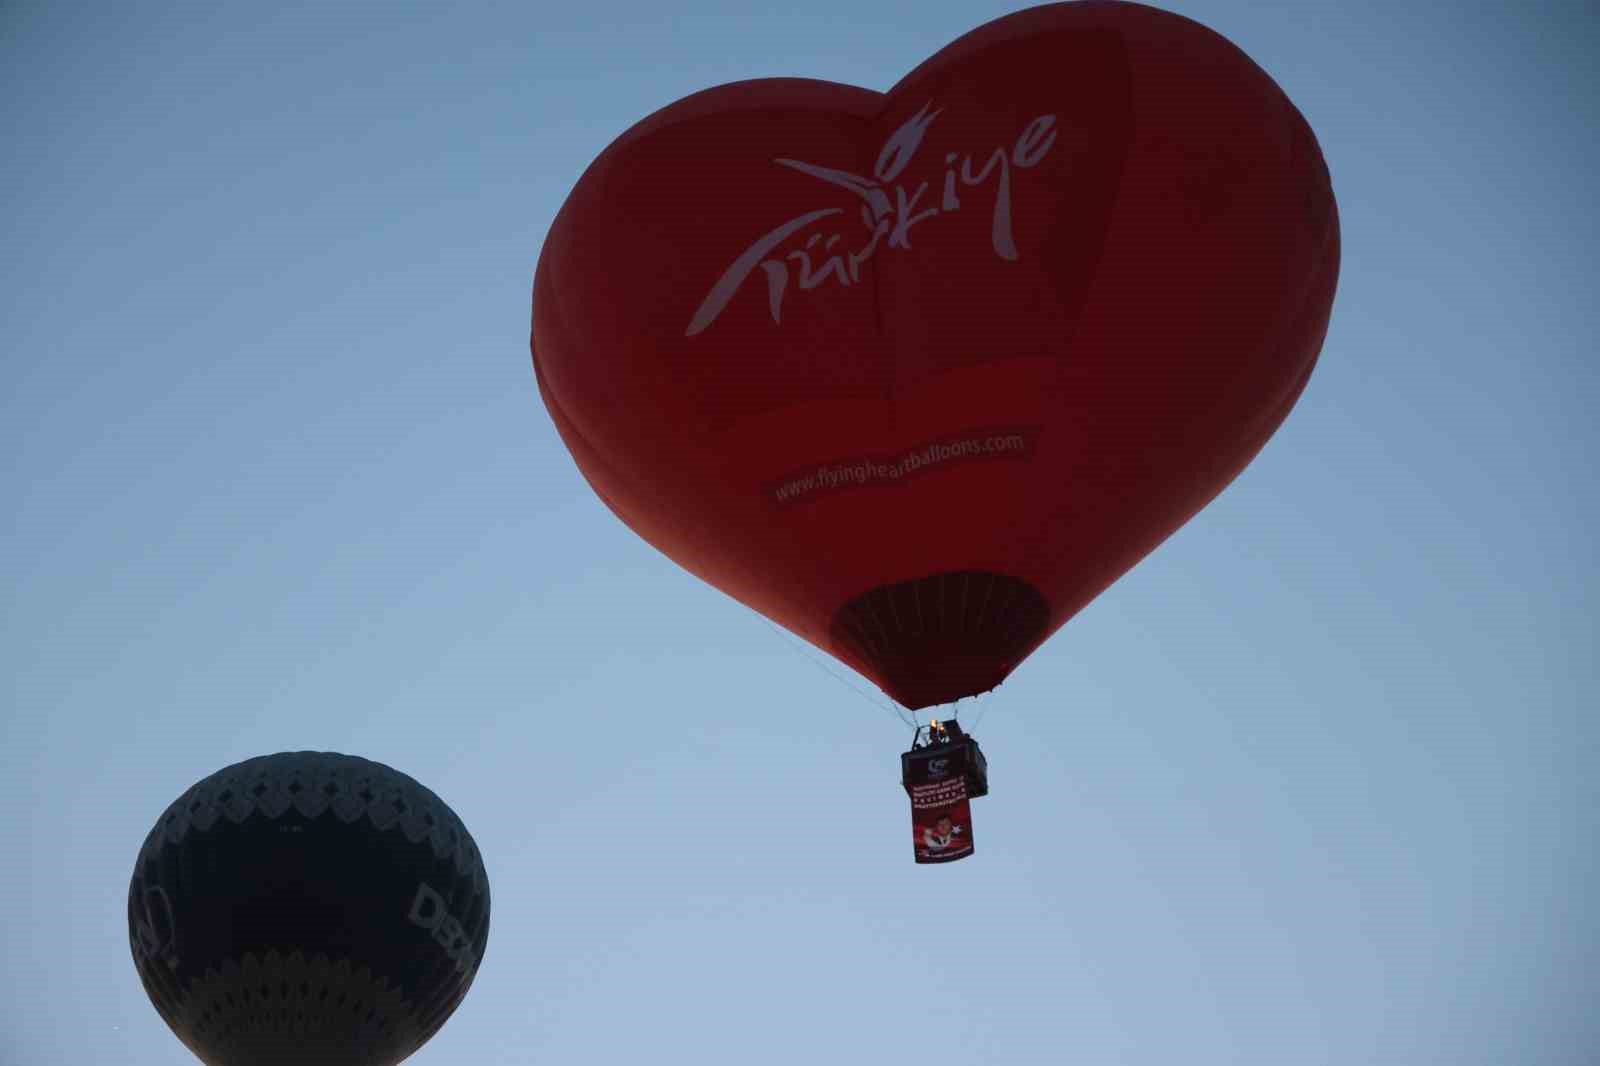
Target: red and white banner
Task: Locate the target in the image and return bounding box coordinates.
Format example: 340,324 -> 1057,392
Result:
909,776 -> 974,864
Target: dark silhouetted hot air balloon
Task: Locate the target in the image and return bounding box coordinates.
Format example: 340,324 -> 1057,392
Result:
531,0 -> 1340,712
128,751 -> 490,1066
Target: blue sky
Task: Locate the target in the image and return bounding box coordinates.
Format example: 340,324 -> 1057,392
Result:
3,2 -> 1595,1064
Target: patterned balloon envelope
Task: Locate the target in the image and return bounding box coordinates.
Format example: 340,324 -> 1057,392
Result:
532,1 -> 1339,709
128,752 -> 490,1066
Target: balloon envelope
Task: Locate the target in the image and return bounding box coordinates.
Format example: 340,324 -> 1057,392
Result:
531,1 -> 1339,708
128,751 -> 490,1066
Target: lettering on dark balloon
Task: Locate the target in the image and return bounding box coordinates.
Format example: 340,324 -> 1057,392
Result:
408,882 -> 476,975
132,885 -> 180,970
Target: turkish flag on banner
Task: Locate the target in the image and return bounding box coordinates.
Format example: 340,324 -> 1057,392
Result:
909,777 -> 974,864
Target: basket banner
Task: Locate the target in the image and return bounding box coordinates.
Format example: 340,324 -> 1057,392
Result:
909,775 -> 974,864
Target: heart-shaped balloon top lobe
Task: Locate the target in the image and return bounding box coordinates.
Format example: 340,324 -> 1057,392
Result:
532,1 -> 1339,710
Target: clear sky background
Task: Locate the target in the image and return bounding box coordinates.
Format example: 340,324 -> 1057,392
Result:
3,2 -> 1595,1064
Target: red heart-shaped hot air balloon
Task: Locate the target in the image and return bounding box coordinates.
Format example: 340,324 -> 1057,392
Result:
532,1 -> 1339,710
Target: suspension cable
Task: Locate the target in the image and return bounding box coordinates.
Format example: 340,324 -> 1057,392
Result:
756,616 -> 915,728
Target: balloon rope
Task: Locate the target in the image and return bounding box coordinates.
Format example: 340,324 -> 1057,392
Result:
757,617 -> 915,728
968,693 -> 995,731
